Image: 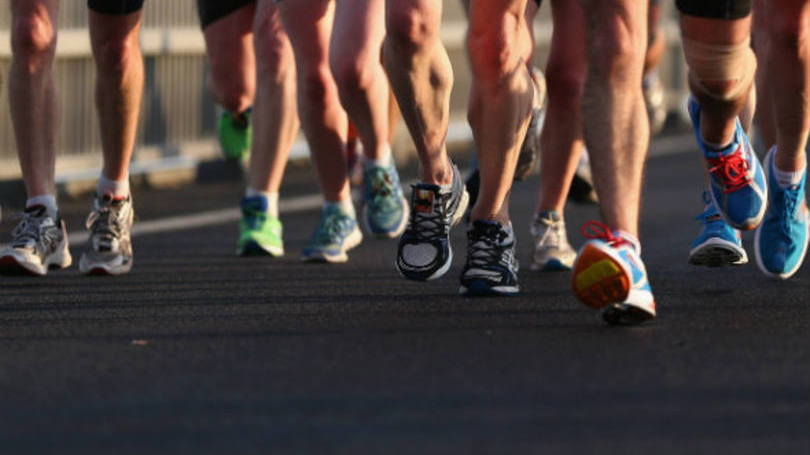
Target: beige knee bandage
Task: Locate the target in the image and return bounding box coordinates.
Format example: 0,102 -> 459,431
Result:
682,36 -> 756,101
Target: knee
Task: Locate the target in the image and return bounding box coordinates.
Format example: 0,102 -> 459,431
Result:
298,65 -> 332,108
11,12 -> 57,71
330,52 -> 375,98
587,15 -> 645,83
385,3 -> 441,56
545,65 -> 585,103
94,35 -> 140,76
765,10 -> 810,53
467,13 -> 524,84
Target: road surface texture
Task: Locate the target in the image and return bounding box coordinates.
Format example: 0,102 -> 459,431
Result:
0,130 -> 808,454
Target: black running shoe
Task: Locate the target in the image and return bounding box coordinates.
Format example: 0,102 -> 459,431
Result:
396,163 -> 469,281
459,220 -> 520,296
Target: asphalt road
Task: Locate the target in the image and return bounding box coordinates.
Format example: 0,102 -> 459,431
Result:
0,131 -> 808,454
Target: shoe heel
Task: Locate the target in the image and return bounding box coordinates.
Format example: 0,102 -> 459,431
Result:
573,244 -> 630,309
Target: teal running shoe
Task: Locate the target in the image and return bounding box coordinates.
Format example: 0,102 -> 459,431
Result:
362,161 -> 408,238
237,195 -> 283,257
687,97 -> 767,230
301,205 -> 363,263
689,192 -> 748,267
754,147 -> 809,279
218,108 -> 252,160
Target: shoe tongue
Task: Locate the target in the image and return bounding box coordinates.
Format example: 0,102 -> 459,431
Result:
243,195 -> 269,212
472,219 -> 505,239
537,210 -> 560,223
414,186 -> 439,213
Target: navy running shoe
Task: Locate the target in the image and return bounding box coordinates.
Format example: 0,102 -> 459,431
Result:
460,220 -> 519,296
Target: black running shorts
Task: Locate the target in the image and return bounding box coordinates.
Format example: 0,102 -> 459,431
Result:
197,0 -> 256,29
88,0 -> 144,15
676,0 -> 751,19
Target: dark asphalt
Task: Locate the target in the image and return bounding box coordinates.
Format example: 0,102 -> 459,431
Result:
0,131 -> 808,454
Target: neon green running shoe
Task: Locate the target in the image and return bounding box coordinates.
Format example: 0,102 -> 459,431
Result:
218,108 -> 252,160
237,195 -> 283,257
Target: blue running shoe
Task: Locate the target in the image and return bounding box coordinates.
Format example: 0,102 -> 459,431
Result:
687,97 -> 767,230
754,147 -> 809,279
301,205 -> 363,263
362,160 -> 408,238
572,221 -> 656,325
689,192 -> 747,267
459,220 -> 520,296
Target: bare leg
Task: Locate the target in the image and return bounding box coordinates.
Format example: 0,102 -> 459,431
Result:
9,0 -> 59,199
644,0 -> 664,75
579,0 -> 649,236
536,0 -> 587,214
331,0 -> 389,161
384,0 -> 453,185
202,3 -> 257,114
467,0 -> 533,224
755,0 -> 810,172
89,9 -> 144,182
278,0 -> 350,203
249,0 -> 299,194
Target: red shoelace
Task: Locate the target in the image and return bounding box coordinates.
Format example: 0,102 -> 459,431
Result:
706,145 -> 751,193
581,220 -> 630,248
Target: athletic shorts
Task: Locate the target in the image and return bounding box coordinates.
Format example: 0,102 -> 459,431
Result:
88,0 -> 144,15
676,0 -> 751,20
197,0 -> 256,29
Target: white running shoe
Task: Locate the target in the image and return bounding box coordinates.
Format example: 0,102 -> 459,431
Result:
79,194 -> 134,275
0,206 -> 72,276
530,210 -> 576,271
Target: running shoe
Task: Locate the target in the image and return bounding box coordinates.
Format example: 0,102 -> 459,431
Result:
301,205 -> 362,263
362,161 -> 408,238
530,210 -> 576,271
572,221 -> 656,325
514,67 -> 547,181
643,70 -> 667,137
460,220 -> 519,296
237,195 -> 284,257
79,194 -> 134,275
218,108 -> 252,160
0,206 -> 71,276
689,192 -> 747,267
687,97 -> 767,230
754,146 -> 809,279
397,163 -> 469,281
568,148 -> 598,205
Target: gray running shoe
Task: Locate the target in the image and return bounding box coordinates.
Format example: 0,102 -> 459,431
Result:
460,220 -> 520,296
396,163 -> 469,281
515,67 -> 547,181
0,206 -> 72,276
79,194 -> 134,275
530,210 -> 576,271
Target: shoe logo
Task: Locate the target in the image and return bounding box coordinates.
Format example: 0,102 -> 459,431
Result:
414,189 -> 435,213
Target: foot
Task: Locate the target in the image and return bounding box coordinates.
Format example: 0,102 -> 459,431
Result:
689,192 -> 747,267
237,195 -> 284,257
362,160 -> 409,238
460,220 -> 519,296
754,147 -> 809,279
567,148 -> 598,205
572,221 -> 656,325
301,205 -> 362,263
687,97 -> 767,230
530,210 -> 576,271
397,163 -> 469,281
218,108 -> 252,160
79,194 -> 134,275
0,206 -> 71,276
514,67 -> 546,181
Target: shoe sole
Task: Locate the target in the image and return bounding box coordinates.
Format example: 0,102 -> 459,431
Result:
689,238 -> 748,267
79,256 -> 133,276
0,239 -> 72,276
602,302 -> 656,326
572,243 -> 630,309
459,280 -> 519,297
301,228 -> 363,264
237,240 -> 284,257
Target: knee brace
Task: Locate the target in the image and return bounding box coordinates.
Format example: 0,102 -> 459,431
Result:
682,36 -> 756,101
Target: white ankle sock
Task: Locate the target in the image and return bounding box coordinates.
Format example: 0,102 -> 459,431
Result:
366,144 -> 392,168
97,175 -> 130,198
26,194 -> 58,219
770,151 -> 806,188
246,188 -> 279,218
615,229 -> 641,255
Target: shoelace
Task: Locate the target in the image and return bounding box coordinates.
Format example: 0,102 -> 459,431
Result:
531,214 -> 561,246
313,210 -> 350,244
779,187 -> 801,237
406,187 -> 452,242
467,225 -> 512,269
365,167 -> 399,211
581,220 -> 630,248
11,212 -> 44,249
706,146 -> 751,193
86,205 -> 126,251
695,191 -> 722,223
